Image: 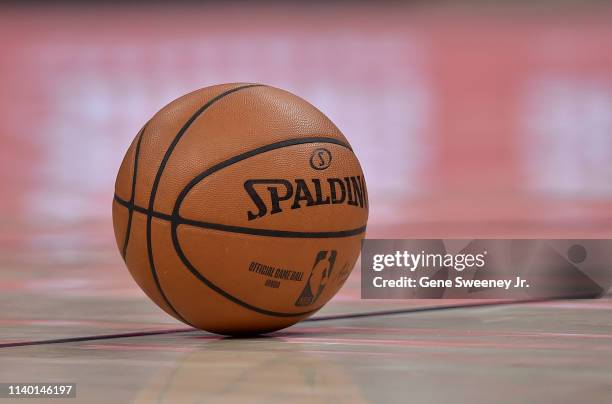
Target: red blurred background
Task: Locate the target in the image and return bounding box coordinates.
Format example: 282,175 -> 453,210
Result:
1,1 -> 612,248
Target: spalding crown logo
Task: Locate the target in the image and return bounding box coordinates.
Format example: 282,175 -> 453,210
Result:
244,148 -> 367,220
309,148 -> 332,170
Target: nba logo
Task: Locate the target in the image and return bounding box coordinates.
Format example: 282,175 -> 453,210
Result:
295,250 -> 337,307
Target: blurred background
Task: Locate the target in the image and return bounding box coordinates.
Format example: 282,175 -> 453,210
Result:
1,1 -> 612,291
2,4 -> 612,400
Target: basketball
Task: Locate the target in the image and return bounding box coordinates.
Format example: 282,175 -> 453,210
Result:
112,83 -> 368,335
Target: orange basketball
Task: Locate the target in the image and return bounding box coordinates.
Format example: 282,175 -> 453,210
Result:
112,83 -> 368,335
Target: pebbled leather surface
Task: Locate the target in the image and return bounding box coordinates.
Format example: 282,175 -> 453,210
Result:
112,83 -> 368,335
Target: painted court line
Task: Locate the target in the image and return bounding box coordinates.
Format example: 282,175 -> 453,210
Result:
0,300 -> 547,349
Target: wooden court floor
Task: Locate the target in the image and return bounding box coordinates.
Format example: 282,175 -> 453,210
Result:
1,3 -> 611,403
1,210 -> 611,403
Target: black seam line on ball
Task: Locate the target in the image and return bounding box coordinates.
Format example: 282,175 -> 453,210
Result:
115,195 -> 173,220
113,139 -> 365,316
167,136 -> 361,318
171,136 -> 359,240
180,219 -> 367,238
114,135 -> 362,239
173,136 -> 353,220
121,122 -> 147,260
172,225 -> 322,318
145,84 -> 263,326
115,194 -> 367,239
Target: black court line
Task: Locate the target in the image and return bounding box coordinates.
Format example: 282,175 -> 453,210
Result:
0,300 -> 550,349
0,328 -> 194,349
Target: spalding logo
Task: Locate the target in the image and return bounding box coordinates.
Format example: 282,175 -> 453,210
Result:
309,148 -> 332,170
244,177 -> 367,220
